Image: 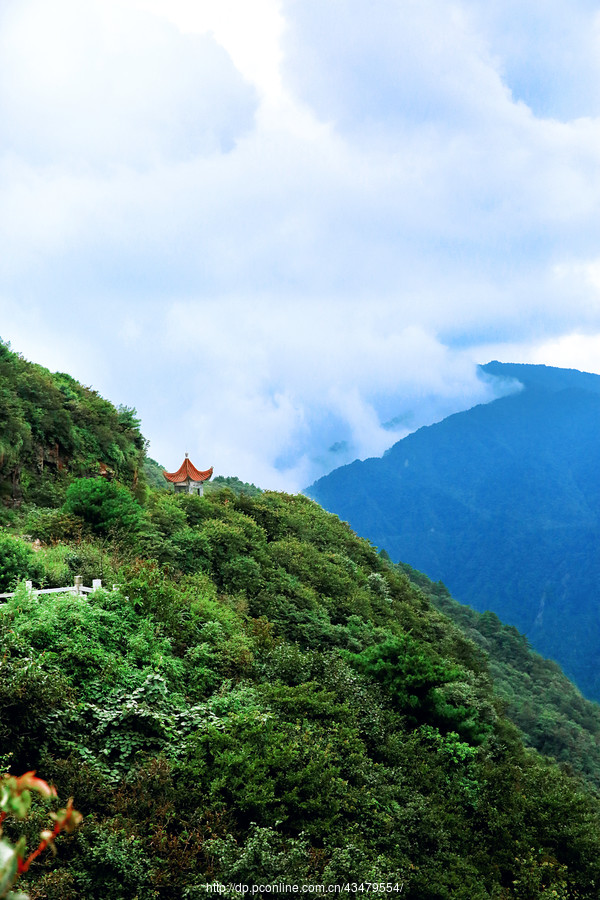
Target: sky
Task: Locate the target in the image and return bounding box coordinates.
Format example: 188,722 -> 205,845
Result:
2,0 -> 600,490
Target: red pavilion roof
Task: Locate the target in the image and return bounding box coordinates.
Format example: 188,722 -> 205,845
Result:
163,456 -> 213,484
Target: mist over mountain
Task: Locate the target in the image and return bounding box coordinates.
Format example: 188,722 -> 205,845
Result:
307,362 -> 600,700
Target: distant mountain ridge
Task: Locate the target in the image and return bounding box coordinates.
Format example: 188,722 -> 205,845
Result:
307,361 -> 600,701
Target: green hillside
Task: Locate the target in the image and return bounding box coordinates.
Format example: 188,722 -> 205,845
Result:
4,352 -> 600,898
401,563 -> 600,790
2,488 -> 600,897
307,362 -> 600,701
0,340 -> 147,508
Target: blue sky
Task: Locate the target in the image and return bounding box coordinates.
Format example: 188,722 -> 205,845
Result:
2,0 -> 600,489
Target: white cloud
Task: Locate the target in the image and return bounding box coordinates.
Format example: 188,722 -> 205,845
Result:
0,0 -> 257,170
281,0 -> 512,135
282,0 -> 600,128
1,0 -> 600,490
144,300 -> 514,489
470,331 -> 600,378
132,0 -> 286,101
461,0 -> 600,120
530,332 -> 600,374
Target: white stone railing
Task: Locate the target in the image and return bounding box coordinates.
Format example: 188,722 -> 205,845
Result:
0,576 -> 114,600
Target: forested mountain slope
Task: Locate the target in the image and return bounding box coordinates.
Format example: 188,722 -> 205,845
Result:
3,486 -> 600,898
307,362 -> 600,701
401,564 -> 600,789
4,350 -> 600,897
0,339 -> 147,507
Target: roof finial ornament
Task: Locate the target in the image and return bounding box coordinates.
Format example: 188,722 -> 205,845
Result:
185,452 -> 189,458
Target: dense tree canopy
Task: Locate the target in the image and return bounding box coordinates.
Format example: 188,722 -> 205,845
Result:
403,563 -> 600,790
2,485 -> 600,898
3,350 -> 600,898
0,339 -> 146,506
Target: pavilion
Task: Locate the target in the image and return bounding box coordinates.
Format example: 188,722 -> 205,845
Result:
163,454 -> 213,495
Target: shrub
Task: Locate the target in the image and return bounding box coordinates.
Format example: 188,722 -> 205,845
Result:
24,509 -> 84,545
0,535 -> 35,592
346,636 -> 490,741
63,479 -> 143,538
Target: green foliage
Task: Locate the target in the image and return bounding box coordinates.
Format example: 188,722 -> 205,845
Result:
0,630 -> 72,773
142,456 -> 168,490
4,467 -> 600,896
67,821 -> 153,900
24,508 -> 84,545
0,535 -> 36,592
345,636 -> 492,743
0,340 -> 146,505
63,478 -> 144,537
167,528 -> 209,574
208,825 -> 314,887
404,563 -> 600,790
206,475 -> 262,498
81,673 -> 179,778
147,492 -> 187,537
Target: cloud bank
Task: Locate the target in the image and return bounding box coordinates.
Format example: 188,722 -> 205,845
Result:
1,0 -> 600,489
